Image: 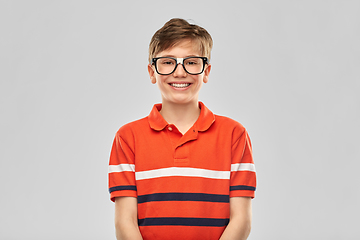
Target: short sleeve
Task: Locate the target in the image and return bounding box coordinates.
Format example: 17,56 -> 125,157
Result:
108,129 -> 137,202
230,128 -> 257,198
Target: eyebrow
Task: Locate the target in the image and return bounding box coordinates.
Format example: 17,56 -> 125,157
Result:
159,54 -> 200,58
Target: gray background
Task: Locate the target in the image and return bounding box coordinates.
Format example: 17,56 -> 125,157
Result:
1,0 -> 359,239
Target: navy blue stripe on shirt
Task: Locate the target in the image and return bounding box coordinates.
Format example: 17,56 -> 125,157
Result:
109,185 -> 137,193
138,217 -> 229,227
230,185 -> 256,191
137,192 -> 229,204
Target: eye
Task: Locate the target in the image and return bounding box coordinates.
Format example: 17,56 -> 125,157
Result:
185,58 -> 201,65
159,58 -> 175,65
185,61 -> 199,65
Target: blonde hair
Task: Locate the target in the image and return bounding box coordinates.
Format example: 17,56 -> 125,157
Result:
149,18 -> 213,63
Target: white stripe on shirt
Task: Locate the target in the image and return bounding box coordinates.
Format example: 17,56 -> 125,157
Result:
109,164 -> 135,173
109,163 -> 255,179
135,167 -> 231,181
231,163 -> 256,172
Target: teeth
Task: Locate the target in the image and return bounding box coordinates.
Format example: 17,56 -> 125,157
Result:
170,83 -> 190,88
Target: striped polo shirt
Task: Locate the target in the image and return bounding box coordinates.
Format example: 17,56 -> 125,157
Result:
108,102 -> 256,240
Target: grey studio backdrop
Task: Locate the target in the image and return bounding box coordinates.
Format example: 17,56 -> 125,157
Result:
0,1 -> 359,239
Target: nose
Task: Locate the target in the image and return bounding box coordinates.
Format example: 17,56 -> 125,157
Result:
173,63 -> 187,78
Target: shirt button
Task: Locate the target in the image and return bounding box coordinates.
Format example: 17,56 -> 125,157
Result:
168,126 -> 173,131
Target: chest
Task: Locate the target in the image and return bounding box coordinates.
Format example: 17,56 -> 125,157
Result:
133,127 -> 233,172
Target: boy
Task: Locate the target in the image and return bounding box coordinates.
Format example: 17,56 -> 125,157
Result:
108,18 -> 256,240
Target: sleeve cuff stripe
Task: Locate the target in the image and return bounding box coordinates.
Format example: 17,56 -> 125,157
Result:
109,185 -> 137,193
230,185 -> 256,191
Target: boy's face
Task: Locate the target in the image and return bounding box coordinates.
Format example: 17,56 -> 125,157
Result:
148,40 -> 211,106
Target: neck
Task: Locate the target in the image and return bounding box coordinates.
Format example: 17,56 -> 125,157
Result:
160,100 -> 200,134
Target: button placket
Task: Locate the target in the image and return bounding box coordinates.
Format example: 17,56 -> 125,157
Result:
174,142 -> 190,166
176,128 -> 198,149
165,125 -> 182,151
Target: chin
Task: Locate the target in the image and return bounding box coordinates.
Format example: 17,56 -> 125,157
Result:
168,98 -> 198,105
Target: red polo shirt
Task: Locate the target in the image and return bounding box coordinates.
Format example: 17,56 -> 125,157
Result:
108,102 -> 256,240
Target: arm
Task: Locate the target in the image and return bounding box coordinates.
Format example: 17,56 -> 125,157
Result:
219,197 -> 252,240
114,197 -> 143,240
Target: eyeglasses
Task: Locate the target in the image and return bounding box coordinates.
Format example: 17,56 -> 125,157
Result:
151,56 -> 208,75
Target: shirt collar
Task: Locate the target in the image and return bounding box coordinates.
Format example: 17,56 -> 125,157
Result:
148,103 -> 168,131
148,101 -> 215,132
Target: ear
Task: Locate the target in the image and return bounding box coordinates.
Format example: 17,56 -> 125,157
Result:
148,64 -> 157,84
203,64 -> 211,83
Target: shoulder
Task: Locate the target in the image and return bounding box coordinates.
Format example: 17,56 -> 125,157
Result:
212,114 -> 249,144
115,116 -> 149,139
214,114 -> 246,132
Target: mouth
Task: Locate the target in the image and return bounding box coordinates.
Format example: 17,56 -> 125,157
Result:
169,83 -> 191,88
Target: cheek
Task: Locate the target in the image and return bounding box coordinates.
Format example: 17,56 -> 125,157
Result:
158,75 -> 169,83
192,75 -> 204,85
156,75 -> 170,87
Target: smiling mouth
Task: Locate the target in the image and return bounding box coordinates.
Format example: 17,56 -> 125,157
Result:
170,83 -> 191,88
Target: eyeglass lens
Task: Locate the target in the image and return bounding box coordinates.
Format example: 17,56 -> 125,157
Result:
156,57 -> 204,75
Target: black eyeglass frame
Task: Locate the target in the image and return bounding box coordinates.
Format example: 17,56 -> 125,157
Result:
151,56 -> 209,75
